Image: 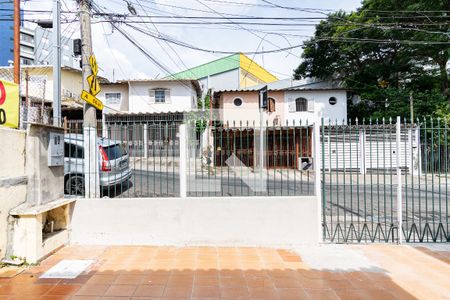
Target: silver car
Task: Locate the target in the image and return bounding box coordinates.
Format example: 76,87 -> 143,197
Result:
64,134 -> 132,195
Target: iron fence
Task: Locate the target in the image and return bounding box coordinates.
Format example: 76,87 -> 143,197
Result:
321,118 -> 449,243
64,122 -> 179,198
64,120 -> 316,198
186,121 -> 315,197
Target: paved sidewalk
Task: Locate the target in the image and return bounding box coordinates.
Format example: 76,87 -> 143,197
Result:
0,244 -> 449,299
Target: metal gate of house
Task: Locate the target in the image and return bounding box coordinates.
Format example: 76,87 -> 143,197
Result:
64,119 -> 315,198
321,118 -> 449,243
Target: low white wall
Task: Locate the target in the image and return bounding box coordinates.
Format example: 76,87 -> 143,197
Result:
70,197 -> 319,247
0,128 -> 27,259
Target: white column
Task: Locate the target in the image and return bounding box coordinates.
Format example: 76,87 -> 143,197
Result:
313,121 -> 322,242
359,130 -> 366,174
396,116 -> 403,243
143,124 -> 148,159
84,127 -> 100,198
179,124 -> 187,198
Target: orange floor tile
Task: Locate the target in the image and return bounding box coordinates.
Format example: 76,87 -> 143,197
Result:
0,244 -> 448,299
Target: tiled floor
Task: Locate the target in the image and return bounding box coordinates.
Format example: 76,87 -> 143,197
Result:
0,244 -> 449,299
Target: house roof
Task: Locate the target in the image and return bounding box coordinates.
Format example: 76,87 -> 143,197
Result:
166,53 -> 278,83
214,79 -> 348,93
107,79 -> 202,98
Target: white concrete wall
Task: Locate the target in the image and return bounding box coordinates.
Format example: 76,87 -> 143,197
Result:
26,124 -> 65,206
97,83 -> 129,113
198,69 -> 240,92
0,128 -> 27,259
70,196 -> 319,247
128,81 -> 197,113
285,90 -> 347,125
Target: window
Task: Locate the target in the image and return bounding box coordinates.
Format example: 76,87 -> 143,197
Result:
150,88 -> 170,104
295,97 -> 308,112
105,92 -> 121,105
20,33 -> 34,43
64,143 -> 84,159
155,89 -> 166,103
329,97 -> 337,105
268,97 -> 276,112
233,98 -> 243,107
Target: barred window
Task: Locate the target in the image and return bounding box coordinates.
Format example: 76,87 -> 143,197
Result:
295,97 -> 308,112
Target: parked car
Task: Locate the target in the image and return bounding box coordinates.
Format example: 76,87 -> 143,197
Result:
64,134 -> 132,195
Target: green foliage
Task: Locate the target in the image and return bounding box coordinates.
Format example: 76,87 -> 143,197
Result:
294,0 -> 450,121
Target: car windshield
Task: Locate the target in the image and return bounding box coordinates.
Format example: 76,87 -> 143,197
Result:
103,144 -> 125,160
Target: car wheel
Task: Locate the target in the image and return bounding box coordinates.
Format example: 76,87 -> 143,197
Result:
66,175 -> 85,196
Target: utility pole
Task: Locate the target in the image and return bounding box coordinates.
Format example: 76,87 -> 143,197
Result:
53,0 -> 62,126
13,0 -> 20,84
79,0 -> 99,198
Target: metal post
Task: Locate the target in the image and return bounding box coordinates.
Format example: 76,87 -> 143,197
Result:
13,0 -> 20,84
396,116 -> 403,243
179,124 -> 187,198
143,124 -> 148,158
314,120 -> 322,242
259,107 -> 264,182
80,0 -> 99,198
24,70 -> 29,129
359,130 -> 366,174
52,0 -> 62,126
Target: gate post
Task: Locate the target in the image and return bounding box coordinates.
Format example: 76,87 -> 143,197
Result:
314,120 -> 323,242
143,124 -> 148,159
179,124 -> 187,198
396,116 -> 403,243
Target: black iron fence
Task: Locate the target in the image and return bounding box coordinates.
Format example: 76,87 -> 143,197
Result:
321,118 -> 449,243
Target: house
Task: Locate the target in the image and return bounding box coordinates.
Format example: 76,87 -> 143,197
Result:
214,79 -> 348,125
0,65 -> 99,124
98,79 -> 202,116
167,53 -> 278,93
212,79 -> 349,169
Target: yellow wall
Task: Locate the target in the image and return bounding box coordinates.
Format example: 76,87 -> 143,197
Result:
239,53 -> 278,87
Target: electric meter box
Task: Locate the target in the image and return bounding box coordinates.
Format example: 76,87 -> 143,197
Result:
48,132 -> 64,167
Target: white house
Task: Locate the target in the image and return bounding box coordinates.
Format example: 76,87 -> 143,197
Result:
284,86 -> 348,125
214,79 -> 349,125
98,79 -> 202,115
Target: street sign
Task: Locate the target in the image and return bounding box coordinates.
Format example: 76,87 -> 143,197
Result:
87,74 -> 101,96
89,55 -> 98,76
81,90 -> 103,110
0,79 -> 19,128
259,85 -> 268,109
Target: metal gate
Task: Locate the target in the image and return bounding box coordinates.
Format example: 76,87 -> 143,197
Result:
321,117 -> 449,243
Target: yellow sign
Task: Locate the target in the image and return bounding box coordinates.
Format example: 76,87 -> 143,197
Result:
81,90 -> 103,110
87,74 -> 101,96
0,79 -> 19,129
89,55 -> 98,76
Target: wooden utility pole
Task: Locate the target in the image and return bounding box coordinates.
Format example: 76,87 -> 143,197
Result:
79,0 -> 99,197
13,0 -> 20,84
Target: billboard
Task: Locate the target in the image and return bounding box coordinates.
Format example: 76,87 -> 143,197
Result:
0,79 -> 20,129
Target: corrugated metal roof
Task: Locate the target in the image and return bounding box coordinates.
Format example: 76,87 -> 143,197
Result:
166,53 -> 240,80
165,53 -> 278,83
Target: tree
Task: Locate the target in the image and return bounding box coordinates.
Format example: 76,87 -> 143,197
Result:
294,0 -> 450,120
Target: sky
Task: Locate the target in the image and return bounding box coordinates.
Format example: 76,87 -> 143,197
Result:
22,0 -> 362,81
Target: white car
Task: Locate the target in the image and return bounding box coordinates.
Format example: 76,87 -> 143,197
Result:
64,134 -> 132,195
